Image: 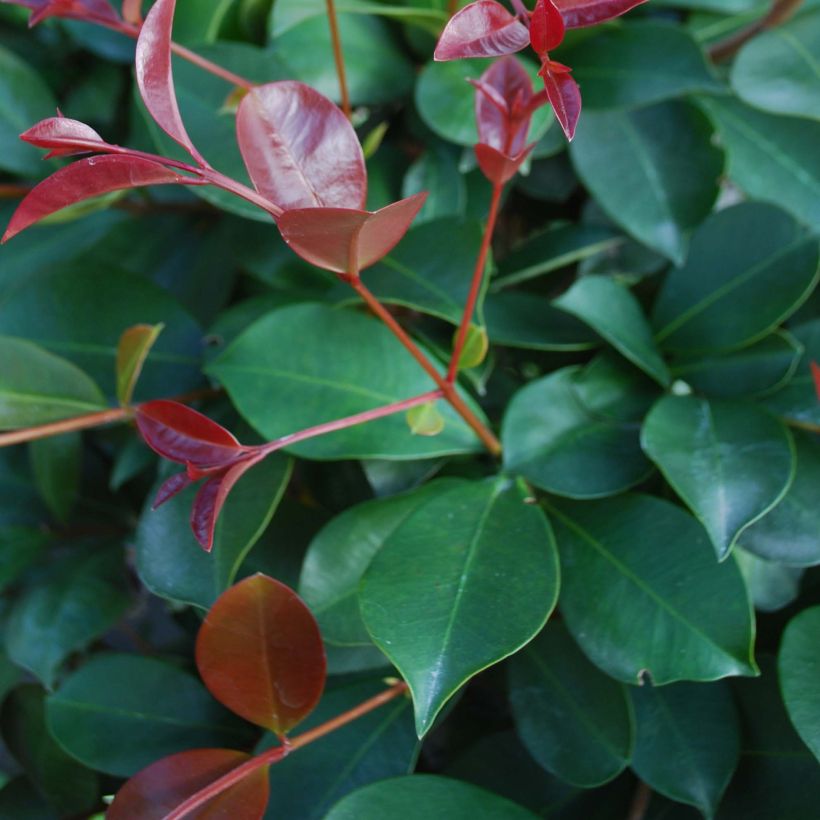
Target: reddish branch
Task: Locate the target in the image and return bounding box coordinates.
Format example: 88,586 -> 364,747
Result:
326,0 -> 352,118
708,0 -> 805,61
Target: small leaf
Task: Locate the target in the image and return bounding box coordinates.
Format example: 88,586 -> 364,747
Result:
455,324 -> 489,370
108,748 -> 271,820
553,0 -> 648,27
541,67 -> 581,141
530,0 -> 566,56
474,57 -> 535,156
20,116 -> 105,159
406,402 -> 445,437
116,322 -> 164,406
434,0 -> 530,61
196,574 -> 326,733
475,143 -> 533,185
236,81 -> 366,211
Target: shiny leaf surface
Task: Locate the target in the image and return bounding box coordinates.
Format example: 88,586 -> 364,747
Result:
434,0 -> 530,60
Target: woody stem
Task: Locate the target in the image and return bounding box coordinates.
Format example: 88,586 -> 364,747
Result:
326,0 -> 352,118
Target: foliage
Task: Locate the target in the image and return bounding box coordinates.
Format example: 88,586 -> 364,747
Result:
0,0 -> 818,817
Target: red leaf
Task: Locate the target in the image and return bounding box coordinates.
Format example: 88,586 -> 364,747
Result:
122,0 -> 141,23
553,0 -> 648,27
475,142 -> 534,185
541,64 -> 581,140
196,574 -> 326,734
812,361 -> 820,400
20,116 -> 106,159
236,82 -> 366,211
153,470 -> 193,509
135,400 -> 244,467
11,0 -> 121,26
1,155 -> 195,243
277,193 -> 427,276
530,0 -> 566,56
434,0 -> 530,61
473,56 -> 534,156
136,0 -> 204,165
107,748 -> 270,820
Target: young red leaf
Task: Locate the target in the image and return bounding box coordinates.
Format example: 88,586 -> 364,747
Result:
812,361 -> 820,400
277,193 -> 427,276
236,82 -> 366,211
136,0 -> 205,165
475,142 -> 534,185
107,748 -> 271,820
122,0 -> 141,23
153,470 -> 193,509
196,574 -> 326,734
553,0 -> 648,27
20,116 -> 106,159
1,155 -> 196,243
6,0 -> 121,26
540,63 -> 581,140
473,56 -> 534,156
434,0 -> 530,60
135,400 -> 245,467
530,0 -> 566,56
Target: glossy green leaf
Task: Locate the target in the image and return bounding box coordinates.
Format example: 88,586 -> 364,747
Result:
46,654 -> 252,776
570,102 -> 723,264
300,479 -> 465,647
136,454 -> 292,609
560,24 -> 721,111
778,606 -> 820,764
260,675 -> 418,819
28,433 -> 80,523
641,396 -> 795,560
406,402 -> 445,436
697,95 -> 820,232
652,204 -> 819,352
509,621 -> 634,787
5,548 -> 129,688
325,775 -> 540,819
0,337 -> 106,429
554,276 -> 670,385
502,363 -> 656,498
116,323 -> 165,406
547,494 -> 757,684
402,147 -> 466,225
739,432 -> 820,566
360,477 -> 559,735
735,549 -> 803,612
631,682 -> 739,817
763,320 -> 820,427
731,11 -> 820,120
207,303 -> 485,460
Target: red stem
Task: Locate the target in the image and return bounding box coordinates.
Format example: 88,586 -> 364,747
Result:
446,182 -> 503,383
326,0 -> 352,118
163,682 -> 409,820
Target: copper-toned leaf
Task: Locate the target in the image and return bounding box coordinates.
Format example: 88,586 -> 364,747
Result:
475,143 -> 534,185
136,0 -> 204,164
1,155 -> 195,243
434,0 -> 530,60
473,56 -> 534,155
12,0 -> 121,26
196,574 -> 326,734
108,748 -> 271,820
20,116 -> 106,159
122,0 -> 142,24
116,323 -> 164,406
236,82 -> 366,211
530,0 -> 566,56
541,65 -> 581,140
277,193 -> 426,275
553,0 -> 648,28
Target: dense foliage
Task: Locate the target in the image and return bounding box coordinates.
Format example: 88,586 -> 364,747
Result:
0,0 -> 819,817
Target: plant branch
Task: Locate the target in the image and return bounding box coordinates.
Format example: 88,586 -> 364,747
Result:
447,182 -> 503,383
0,184 -> 32,199
326,0 -> 352,118
708,0 -> 805,61
164,682 -> 408,820
351,281 -> 502,455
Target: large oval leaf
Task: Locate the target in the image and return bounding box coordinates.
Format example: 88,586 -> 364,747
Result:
547,494 -> 757,684
360,477 -> 559,736
641,396 -> 795,560
196,574 -> 326,734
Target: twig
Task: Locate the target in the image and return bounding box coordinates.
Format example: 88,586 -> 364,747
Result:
708,0 -> 805,61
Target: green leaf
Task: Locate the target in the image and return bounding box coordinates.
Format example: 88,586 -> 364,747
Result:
652,204 -> 819,352
697,95 -> 820,232
0,337 -> 107,429
547,494 -> 757,684
0,527 -> 49,592
560,23 -> 721,111
0,46 -> 56,178
406,401 -> 445,436
735,549 -> 803,612
554,276 -> 670,385
630,681 -> 740,818
502,363 -> 656,498
0,266 -> 203,401
739,432 -> 820,566
454,324 -> 489,371
641,396 -> 795,560
259,675 -> 418,819
324,775 -> 541,819
136,454 -> 292,609
300,478 -> 466,647
207,303 -> 486,460
778,607 -> 820,764
116,323 -> 165,406
763,320 -> 820,427
360,477 -> 559,736
402,146 -> 466,225
0,778 -> 58,820
46,654 -> 252,777
509,622 -> 634,787
570,102 -> 723,264
5,548 -> 129,689
29,433 -> 81,523
731,11 -> 820,121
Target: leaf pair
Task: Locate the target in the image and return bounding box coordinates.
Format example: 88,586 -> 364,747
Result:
108,574 -> 327,819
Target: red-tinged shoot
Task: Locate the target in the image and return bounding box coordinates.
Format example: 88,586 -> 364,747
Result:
1,0 -> 121,26
812,361 -> 820,401
20,115 -> 106,159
